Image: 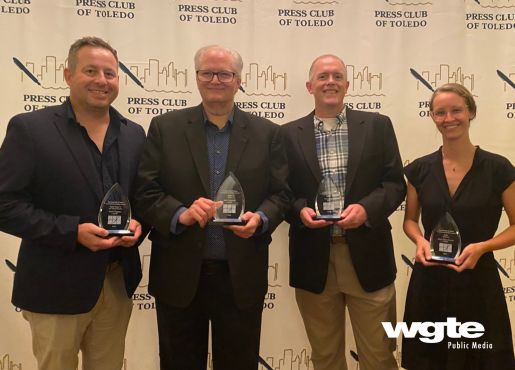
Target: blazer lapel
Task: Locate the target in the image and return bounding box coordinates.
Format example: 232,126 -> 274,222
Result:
297,113 -> 322,183
185,105 -> 211,196
345,109 -> 366,197
52,105 -> 103,203
225,107 -> 249,175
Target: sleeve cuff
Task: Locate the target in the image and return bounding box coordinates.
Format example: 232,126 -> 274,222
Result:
254,211 -> 269,235
170,206 -> 188,235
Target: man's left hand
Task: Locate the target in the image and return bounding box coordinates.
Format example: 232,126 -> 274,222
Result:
114,219 -> 143,247
336,204 -> 368,230
225,212 -> 262,239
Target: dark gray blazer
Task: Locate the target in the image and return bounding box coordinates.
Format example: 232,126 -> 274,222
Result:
281,108 -> 406,293
134,104 -> 291,309
0,102 -> 146,313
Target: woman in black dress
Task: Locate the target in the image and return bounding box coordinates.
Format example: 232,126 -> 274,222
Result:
402,83 -> 515,370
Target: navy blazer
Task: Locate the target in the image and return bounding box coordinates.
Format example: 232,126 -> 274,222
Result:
134,104 -> 291,309
281,109 -> 406,293
0,102 -> 146,314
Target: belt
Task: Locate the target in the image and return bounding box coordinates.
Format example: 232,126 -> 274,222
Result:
330,235 -> 346,244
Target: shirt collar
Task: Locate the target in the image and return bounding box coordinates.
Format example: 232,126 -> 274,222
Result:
202,106 -> 234,131
65,98 -> 126,128
313,106 -> 347,131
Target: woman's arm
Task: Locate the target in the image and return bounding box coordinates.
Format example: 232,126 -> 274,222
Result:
450,181 -> 515,272
403,181 -> 440,266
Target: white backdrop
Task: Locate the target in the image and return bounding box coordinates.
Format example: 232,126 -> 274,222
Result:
0,1 -> 514,369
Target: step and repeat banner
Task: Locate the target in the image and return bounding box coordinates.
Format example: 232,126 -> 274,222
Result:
0,0 -> 514,369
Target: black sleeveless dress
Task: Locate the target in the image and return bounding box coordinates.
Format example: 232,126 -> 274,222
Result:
401,147 -> 515,370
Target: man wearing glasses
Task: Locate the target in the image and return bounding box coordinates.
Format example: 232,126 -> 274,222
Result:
135,45 -> 290,370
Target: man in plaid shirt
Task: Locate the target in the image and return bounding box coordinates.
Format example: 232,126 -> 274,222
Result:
281,54 -> 406,370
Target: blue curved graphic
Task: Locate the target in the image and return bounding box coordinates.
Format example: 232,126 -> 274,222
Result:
350,349 -> 359,362
496,261 -> 510,279
401,254 -> 415,269
258,356 -> 273,369
409,68 -> 434,92
13,57 -> 41,86
5,259 -> 16,272
119,61 -> 145,89
497,70 -> 515,89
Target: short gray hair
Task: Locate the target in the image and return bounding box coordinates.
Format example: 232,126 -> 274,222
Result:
308,54 -> 347,81
194,45 -> 243,76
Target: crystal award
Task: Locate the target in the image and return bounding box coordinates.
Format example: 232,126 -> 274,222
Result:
211,172 -> 246,225
314,175 -> 343,221
429,212 -> 461,263
98,183 -> 134,236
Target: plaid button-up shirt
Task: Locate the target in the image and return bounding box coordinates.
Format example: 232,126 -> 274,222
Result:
313,109 -> 348,235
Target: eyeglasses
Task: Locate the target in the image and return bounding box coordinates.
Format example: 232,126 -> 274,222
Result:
431,107 -> 467,122
196,70 -> 236,83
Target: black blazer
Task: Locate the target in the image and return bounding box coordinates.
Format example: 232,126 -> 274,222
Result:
0,102 -> 146,314
134,104 -> 290,309
281,109 -> 406,293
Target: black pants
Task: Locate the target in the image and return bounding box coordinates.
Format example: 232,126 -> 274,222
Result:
156,260 -> 264,370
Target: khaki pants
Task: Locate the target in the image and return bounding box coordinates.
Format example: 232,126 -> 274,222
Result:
23,262 -> 133,370
296,241 -> 398,370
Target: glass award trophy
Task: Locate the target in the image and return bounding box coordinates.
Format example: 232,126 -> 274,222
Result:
98,183 -> 134,236
314,175 -> 343,221
429,212 -> 461,263
211,172 -> 246,225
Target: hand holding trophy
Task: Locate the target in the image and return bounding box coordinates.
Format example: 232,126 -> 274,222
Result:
211,172 -> 246,226
98,183 -> 134,236
429,212 -> 461,264
314,175 -> 343,221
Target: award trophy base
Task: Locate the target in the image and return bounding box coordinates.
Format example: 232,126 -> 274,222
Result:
211,218 -> 247,226
107,230 -> 134,236
429,255 -> 456,264
314,215 -> 342,221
